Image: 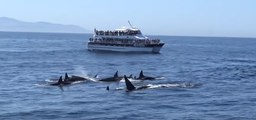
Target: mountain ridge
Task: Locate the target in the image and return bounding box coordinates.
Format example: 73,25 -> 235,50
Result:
0,17 -> 90,33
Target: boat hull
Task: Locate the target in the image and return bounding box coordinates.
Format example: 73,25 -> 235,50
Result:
87,43 -> 164,53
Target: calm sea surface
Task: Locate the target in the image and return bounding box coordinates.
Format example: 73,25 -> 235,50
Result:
0,32 -> 256,120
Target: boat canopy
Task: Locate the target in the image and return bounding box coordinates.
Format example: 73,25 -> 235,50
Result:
115,28 -> 142,35
94,27 -> 142,36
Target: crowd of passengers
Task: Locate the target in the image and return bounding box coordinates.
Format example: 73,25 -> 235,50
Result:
94,29 -> 141,36
89,38 -> 160,44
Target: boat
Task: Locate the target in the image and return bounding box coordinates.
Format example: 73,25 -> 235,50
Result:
87,21 -> 164,53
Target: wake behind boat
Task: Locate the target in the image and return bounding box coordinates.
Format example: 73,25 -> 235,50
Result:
87,21 -> 165,53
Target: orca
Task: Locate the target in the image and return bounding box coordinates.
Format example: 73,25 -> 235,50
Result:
49,73 -> 88,86
124,75 -> 149,91
125,75 -> 200,91
136,70 -> 156,80
64,73 -> 87,83
99,71 -> 123,82
50,76 -> 71,86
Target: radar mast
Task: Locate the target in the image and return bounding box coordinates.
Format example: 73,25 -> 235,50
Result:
128,20 -> 134,29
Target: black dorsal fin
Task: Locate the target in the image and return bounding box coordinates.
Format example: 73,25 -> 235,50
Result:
57,76 -> 63,84
129,74 -> 133,78
124,75 -> 136,91
64,73 -> 69,81
139,70 -> 144,78
114,71 -> 118,78
94,74 -> 98,78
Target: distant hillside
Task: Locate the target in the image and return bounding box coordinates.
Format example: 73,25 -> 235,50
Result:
0,17 -> 90,33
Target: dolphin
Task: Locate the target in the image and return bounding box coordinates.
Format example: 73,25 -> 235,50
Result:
136,70 -> 156,80
124,75 -> 149,91
99,71 -> 123,82
50,76 -> 71,86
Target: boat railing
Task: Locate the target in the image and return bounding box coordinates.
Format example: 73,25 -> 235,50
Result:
89,38 -> 161,45
94,30 -> 141,36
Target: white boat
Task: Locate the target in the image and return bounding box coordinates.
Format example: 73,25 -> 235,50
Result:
87,22 -> 164,53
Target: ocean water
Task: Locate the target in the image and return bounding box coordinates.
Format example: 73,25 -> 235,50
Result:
0,32 -> 256,120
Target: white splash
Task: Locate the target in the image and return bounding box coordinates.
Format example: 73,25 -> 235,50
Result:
44,79 -> 55,83
147,83 -> 181,89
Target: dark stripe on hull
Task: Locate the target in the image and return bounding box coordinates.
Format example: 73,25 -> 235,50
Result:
88,42 -> 164,48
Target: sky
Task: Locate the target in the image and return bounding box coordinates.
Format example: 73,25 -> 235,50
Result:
0,0 -> 256,37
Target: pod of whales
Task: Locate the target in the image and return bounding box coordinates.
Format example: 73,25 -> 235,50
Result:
98,70 -> 157,82
46,70 -> 198,92
48,70 -> 158,86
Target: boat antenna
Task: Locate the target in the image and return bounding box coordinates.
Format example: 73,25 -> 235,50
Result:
128,20 -> 134,29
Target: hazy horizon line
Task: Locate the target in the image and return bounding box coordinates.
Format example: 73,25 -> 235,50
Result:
0,30 -> 255,39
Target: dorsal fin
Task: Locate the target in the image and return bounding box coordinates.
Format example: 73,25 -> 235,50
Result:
94,74 -> 98,78
139,70 -> 144,78
57,76 -> 63,84
129,74 -> 133,78
124,75 -> 136,91
114,71 -> 118,78
64,73 -> 69,81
